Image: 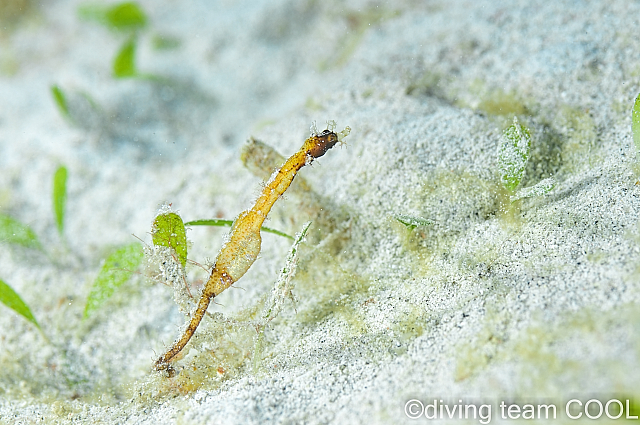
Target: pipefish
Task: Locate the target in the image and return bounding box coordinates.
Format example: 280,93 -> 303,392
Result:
154,122 -> 350,371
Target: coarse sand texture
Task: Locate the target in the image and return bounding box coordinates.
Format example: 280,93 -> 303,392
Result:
1,0 -> 640,424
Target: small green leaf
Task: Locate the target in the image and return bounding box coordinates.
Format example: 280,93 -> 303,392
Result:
498,116 -> 531,192
53,166 -> 68,235
510,177 -> 556,203
0,278 -> 40,329
113,38 -> 137,78
632,93 -> 640,152
105,2 -> 147,31
393,214 -> 432,230
185,219 -> 294,240
185,218 -> 234,227
84,243 -> 144,318
0,214 -> 41,250
152,212 -> 187,269
79,2 -> 147,32
51,85 -> 69,119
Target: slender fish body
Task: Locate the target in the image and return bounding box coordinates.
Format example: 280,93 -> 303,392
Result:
155,125 -> 349,371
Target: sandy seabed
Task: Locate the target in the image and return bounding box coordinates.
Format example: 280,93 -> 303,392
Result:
1,0 -> 640,424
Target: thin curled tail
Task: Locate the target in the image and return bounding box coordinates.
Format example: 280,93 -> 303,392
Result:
154,267 -> 233,371
154,293 -> 212,371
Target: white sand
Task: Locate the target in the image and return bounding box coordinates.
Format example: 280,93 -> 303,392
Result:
1,0 -> 640,423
